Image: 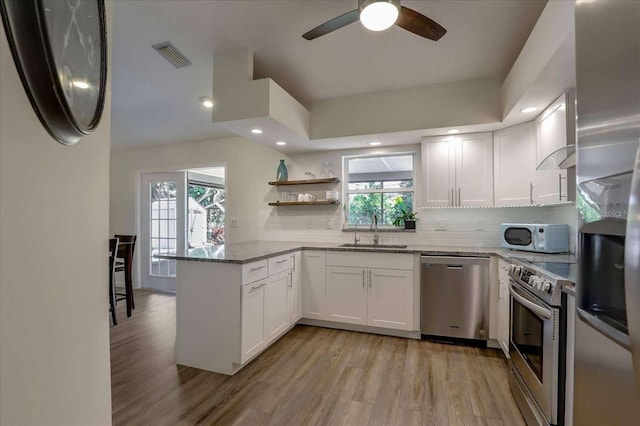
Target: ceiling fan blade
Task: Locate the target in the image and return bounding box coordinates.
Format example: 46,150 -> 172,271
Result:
303,9 -> 359,40
395,6 -> 446,41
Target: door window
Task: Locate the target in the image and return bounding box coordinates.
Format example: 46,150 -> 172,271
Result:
150,181 -> 177,278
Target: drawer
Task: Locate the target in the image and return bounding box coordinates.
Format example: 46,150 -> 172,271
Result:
242,260 -> 268,285
326,251 -> 414,270
268,253 -> 293,276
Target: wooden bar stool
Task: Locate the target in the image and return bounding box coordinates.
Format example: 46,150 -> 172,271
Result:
114,234 -> 137,317
109,238 -> 119,326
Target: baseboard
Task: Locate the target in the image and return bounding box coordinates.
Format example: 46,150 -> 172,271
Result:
297,318 -> 421,339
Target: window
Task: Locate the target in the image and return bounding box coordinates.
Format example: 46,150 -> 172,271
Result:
344,154 -> 415,227
187,167 -> 225,248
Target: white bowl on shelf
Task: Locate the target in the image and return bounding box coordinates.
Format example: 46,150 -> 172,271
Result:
326,191 -> 339,201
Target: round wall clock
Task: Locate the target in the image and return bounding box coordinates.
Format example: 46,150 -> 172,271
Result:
0,0 -> 107,145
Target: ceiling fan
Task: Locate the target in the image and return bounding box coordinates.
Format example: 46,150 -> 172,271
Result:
303,0 -> 446,41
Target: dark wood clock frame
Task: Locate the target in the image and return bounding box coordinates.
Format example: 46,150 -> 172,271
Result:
0,0 -> 107,145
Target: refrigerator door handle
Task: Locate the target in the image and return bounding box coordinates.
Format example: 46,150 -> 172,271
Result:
577,308 -> 631,350
625,146 -> 640,389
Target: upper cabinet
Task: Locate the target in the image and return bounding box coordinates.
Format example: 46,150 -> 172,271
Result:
494,122 -> 537,207
422,132 -> 494,208
534,91 -> 576,204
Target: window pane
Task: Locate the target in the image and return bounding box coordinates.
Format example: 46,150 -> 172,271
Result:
383,192 -> 414,226
383,180 -> 413,189
347,193 -> 382,225
188,182 -> 225,247
348,181 -> 383,190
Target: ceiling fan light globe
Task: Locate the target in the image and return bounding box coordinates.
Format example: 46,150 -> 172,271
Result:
360,1 -> 399,32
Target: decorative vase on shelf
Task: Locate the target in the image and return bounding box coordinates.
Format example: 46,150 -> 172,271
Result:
277,160 -> 288,182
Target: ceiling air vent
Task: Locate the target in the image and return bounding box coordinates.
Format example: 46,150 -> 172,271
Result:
152,42 -> 192,68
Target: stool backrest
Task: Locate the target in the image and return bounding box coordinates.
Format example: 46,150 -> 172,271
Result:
114,234 -> 137,255
109,238 -> 119,273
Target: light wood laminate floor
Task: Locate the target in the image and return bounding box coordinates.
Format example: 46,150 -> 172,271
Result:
111,290 -> 525,426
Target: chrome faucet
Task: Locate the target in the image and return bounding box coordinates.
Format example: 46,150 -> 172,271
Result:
353,224 -> 360,245
371,214 -> 380,246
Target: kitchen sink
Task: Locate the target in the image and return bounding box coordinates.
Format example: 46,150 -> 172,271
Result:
339,244 -> 408,249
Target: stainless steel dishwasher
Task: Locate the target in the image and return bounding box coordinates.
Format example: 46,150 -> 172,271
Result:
420,256 -> 490,341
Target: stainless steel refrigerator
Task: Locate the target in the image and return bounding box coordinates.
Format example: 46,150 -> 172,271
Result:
574,1 -> 640,425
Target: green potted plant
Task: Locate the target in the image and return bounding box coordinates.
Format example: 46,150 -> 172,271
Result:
392,208 -> 418,230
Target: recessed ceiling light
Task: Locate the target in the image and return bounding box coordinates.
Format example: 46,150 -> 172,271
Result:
368,141 -> 382,146
447,129 -> 460,134
200,96 -> 214,108
276,141 -> 286,146
72,80 -> 90,89
251,129 -> 263,134
520,106 -> 538,114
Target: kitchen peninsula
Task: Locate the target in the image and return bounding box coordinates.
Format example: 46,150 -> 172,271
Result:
160,241 -> 574,375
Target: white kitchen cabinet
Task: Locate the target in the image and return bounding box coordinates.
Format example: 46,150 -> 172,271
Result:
494,122 -> 537,206
497,259 -> 511,358
287,252 -> 302,324
422,132 -> 494,207
422,136 -> 456,207
302,251 -> 326,320
264,271 -> 290,343
368,268 -> 414,331
241,279 -> 267,363
535,91 -> 576,205
326,266 -> 368,325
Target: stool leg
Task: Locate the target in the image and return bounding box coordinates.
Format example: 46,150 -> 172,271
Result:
110,265 -> 118,326
125,249 -> 133,317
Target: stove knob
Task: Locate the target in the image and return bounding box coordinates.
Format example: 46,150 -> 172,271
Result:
542,282 -> 552,293
510,265 -> 520,275
530,276 -> 539,287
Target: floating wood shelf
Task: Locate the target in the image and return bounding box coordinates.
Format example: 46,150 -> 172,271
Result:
268,177 -> 340,186
268,200 -> 340,206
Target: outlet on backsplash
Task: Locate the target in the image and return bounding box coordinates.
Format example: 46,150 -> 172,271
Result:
476,221 -> 485,231
435,222 -> 447,231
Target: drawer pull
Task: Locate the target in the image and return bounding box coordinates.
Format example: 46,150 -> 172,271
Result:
250,283 -> 266,292
276,259 -> 288,264
249,266 -> 266,272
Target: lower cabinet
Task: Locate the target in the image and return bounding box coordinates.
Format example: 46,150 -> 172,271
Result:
265,271 -> 290,343
302,251 -> 326,319
326,266 -> 368,325
368,268 -> 414,330
325,265 -> 414,331
497,259 -> 511,357
241,279 -> 267,363
288,252 -> 302,324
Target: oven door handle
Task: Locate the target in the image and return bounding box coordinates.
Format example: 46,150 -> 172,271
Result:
509,286 -> 551,319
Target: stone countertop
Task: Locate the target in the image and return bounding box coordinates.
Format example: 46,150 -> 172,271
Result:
156,241 -> 576,265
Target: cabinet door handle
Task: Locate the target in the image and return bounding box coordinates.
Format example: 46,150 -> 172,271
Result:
276,259 -> 287,264
368,269 -> 372,289
362,270 -> 365,288
457,188 -> 461,207
529,182 -> 534,205
450,188 -> 454,206
558,173 -> 566,201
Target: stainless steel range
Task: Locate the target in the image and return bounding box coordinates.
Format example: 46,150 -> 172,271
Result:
507,260 -> 571,426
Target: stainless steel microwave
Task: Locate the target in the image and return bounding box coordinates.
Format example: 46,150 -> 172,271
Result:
500,223 -> 569,253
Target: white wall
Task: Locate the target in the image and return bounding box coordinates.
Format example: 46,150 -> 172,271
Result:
0,4 -> 113,424
259,144 -> 577,251
110,136 -> 288,286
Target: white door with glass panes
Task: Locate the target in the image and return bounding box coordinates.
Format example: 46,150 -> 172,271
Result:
141,172 -> 186,291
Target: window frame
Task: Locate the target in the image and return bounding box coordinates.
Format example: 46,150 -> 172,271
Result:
343,152 -> 417,229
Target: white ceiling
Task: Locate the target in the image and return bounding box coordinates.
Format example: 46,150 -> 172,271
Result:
111,0 -> 547,150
